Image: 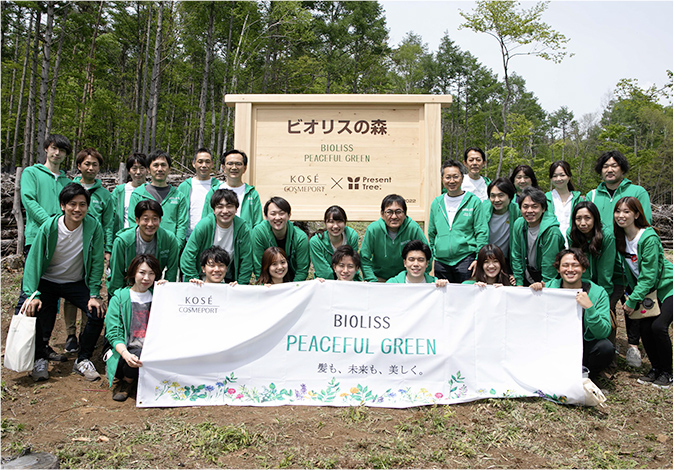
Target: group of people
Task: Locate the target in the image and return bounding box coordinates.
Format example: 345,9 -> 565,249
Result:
14,136 -> 672,403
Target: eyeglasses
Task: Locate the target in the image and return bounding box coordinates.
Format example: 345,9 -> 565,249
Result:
225,162 -> 244,167
384,209 -> 404,217
443,175 -> 462,181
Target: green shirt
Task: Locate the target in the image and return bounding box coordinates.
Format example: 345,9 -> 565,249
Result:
511,212 -> 566,285
20,164 -> 71,246
309,226 -> 360,280
547,279 -> 611,341
73,177 -> 114,252
128,184 -> 189,249
201,182 -> 264,229
252,220 -> 310,282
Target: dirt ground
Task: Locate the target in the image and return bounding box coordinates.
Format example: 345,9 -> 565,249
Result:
1,267 -> 672,469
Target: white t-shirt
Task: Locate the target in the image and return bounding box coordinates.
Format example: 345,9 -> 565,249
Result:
443,193 -> 464,229
188,178 -> 214,236
625,228 -> 645,278
489,211 -> 510,258
81,182 -> 95,190
551,189 -> 573,248
123,182 -> 137,229
220,182 -> 246,217
42,217 -> 84,283
213,223 -> 234,257
462,176 -> 488,201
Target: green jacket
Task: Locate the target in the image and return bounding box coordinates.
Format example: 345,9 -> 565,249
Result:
23,214 -> 104,299
201,182 -> 264,228
566,225 -> 616,296
360,217 -> 430,282
585,178 -> 652,228
107,226 -> 180,297
127,184 -> 189,248
547,279 -> 611,342
20,164 -> 71,246
177,177 -> 220,235
511,212 -> 566,286
111,183 -> 147,238
180,214 -> 254,284
445,175 -> 491,195
252,220 -> 310,281
545,190 -> 582,231
477,198 -> 521,255
386,270 -> 437,284
104,287 -> 135,386
73,176 -> 114,252
620,227 -> 673,309
428,192 -> 488,266
309,226 -> 360,280
586,178 -> 652,285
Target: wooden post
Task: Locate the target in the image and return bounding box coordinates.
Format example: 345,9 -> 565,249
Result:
117,161 -> 127,185
13,167 -> 24,256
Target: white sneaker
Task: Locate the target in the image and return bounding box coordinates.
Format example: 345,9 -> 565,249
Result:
625,346 -> 642,368
73,358 -> 101,381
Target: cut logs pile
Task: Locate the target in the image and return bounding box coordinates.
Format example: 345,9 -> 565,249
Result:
1,171 -> 673,257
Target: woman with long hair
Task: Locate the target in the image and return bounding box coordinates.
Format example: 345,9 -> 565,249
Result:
464,244 -> 515,287
546,161 -> 581,246
256,246 -> 291,286
614,197 -> 673,388
310,205 -> 360,280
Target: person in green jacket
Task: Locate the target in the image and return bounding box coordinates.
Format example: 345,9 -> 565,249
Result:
331,245 -> 361,282
614,197 -> 673,388
17,184 -> 106,382
105,254 -> 164,402
546,248 -> 614,380
387,240 -> 448,286
586,150 -> 653,368
202,149 -> 263,228
463,244 -> 515,287
461,147 -> 491,201
360,194 -> 431,282
511,186 -> 566,286
429,159 -> 488,283
180,189 -> 253,284
545,161 -> 582,248
190,246 -> 233,285
567,201 -> 617,343
252,197 -> 310,282
478,177 -> 521,272
176,148 -> 220,241
108,199 -> 180,297
111,153 -> 147,237
63,147 -> 114,355
20,133 -> 72,254
310,205 -> 360,280
127,150 -> 189,249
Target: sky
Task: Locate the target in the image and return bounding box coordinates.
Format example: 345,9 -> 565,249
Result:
380,1 -> 673,121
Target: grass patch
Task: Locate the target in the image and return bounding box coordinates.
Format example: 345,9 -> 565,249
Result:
186,421 -> 259,463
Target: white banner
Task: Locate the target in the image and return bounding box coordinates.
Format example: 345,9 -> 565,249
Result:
137,281 -> 585,408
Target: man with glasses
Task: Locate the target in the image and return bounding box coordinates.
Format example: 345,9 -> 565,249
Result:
585,150 -> 653,368
360,194 -> 431,282
477,177 -> 521,272
202,149 -> 263,228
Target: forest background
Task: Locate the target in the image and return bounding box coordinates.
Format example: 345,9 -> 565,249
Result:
1,0 -> 672,204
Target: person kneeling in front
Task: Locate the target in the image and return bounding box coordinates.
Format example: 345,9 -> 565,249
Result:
19,183 -> 106,382
544,248 -> 614,381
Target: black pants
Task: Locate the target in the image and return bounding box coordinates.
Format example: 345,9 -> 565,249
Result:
115,357 -> 140,381
583,338 -> 614,379
610,284 -> 640,346
639,296 -> 673,374
434,256 -> 475,284
15,278 -> 103,362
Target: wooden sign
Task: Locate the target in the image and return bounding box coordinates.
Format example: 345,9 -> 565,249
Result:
225,94 -> 452,227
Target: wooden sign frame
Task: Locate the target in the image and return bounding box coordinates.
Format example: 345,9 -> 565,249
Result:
225,94 -> 452,230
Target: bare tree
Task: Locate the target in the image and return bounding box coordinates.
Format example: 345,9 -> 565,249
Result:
12,12 -> 33,168
145,1 -> 164,152
198,1 -> 215,148
36,1 -> 55,155
46,3 -> 71,136
23,9 -> 42,167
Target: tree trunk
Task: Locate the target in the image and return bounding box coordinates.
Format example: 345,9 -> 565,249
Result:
74,0 -> 104,168
5,7 -> 22,156
36,1 -> 56,156
46,3 -> 70,137
13,167 -> 25,254
198,1 -> 215,148
23,9 -> 42,167
138,3 -> 152,153
147,1 -> 164,152
12,12 -> 33,168
217,9 -> 234,157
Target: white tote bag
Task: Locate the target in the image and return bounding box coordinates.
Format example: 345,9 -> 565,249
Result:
4,293 -> 38,372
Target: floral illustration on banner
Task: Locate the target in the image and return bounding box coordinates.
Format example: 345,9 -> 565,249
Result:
154,373 -> 237,402
535,390 -> 568,404
447,371 -> 468,400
